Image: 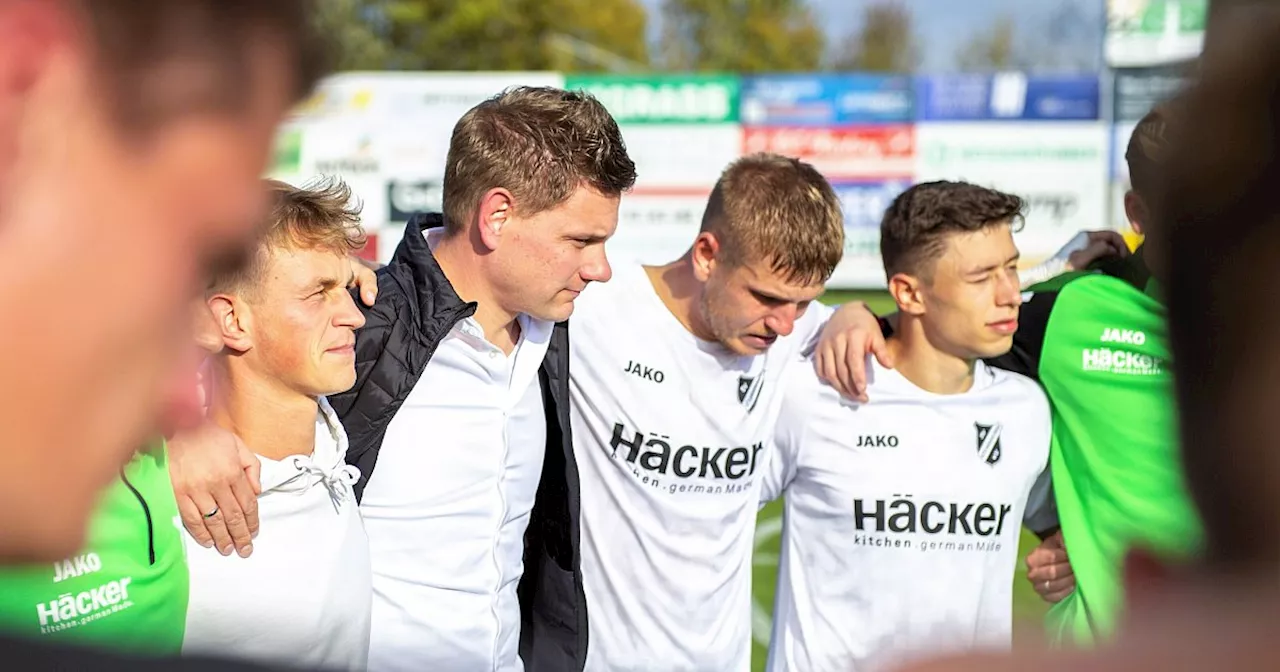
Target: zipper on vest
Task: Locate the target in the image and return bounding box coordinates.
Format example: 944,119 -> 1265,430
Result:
120,470 -> 157,566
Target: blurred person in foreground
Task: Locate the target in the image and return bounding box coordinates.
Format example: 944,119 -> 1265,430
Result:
898,4 -> 1280,670
182,178 -> 371,670
759,181 -> 1058,671
0,0 -> 328,668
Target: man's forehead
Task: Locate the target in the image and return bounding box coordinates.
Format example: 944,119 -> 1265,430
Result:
937,226 -> 1017,270
546,187 -> 620,232
263,246 -> 349,280
737,260 -> 825,300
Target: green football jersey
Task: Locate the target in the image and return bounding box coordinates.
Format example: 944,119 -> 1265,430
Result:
0,442 -> 189,654
992,273 -> 1204,646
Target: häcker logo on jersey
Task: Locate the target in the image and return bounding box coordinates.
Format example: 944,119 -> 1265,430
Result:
32,552 -> 136,634
850,494 -> 1012,554
738,373 -> 765,413
975,422 -> 1002,466
609,422 -> 764,496
1083,326 -> 1165,376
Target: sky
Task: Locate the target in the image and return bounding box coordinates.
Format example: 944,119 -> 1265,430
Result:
640,0 -> 1105,72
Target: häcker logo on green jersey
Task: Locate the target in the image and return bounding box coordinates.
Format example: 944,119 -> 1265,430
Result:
1083,326 -> 1164,375
35,552 -> 136,634
564,75 -> 739,124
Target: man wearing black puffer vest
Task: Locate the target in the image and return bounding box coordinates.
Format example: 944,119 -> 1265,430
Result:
327,87 -> 636,672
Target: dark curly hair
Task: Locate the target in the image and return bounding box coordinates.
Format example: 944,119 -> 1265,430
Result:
879,180 -> 1025,281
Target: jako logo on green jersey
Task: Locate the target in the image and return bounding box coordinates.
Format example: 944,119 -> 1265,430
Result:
38,551 -> 135,632
52,553 -> 103,583
1100,327 -> 1146,345
1083,327 -> 1164,375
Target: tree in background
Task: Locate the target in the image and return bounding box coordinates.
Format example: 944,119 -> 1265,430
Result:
830,1 -> 920,72
314,0 -> 397,70
316,0 -> 650,72
954,1 -> 1101,73
1032,0 -> 1102,72
657,0 -> 826,72
955,15 -> 1019,71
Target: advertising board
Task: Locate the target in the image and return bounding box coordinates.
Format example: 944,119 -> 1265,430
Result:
739,74 -> 913,126
915,122 -> 1110,265
1106,0 -> 1206,66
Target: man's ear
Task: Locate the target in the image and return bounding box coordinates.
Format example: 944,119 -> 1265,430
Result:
207,295 -> 252,353
690,232 -> 721,283
474,188 -> 514,252
191,299 -> 223,354
888,272 -> 925,316
1124,189 -> 1147,236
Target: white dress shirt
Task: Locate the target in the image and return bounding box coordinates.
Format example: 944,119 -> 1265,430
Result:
361,229 -> 552,672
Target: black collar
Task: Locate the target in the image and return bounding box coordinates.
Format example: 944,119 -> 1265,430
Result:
388,213 -> 477,342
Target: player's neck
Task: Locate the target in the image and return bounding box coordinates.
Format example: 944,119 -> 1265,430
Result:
433,233 -> 521,354
207,360 -> 318,461
887,320 -> 976,395
644,256 -> 716,342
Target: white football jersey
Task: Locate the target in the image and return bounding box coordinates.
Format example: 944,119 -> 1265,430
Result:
571,263 -> 833,672
763,357 -> 1054,672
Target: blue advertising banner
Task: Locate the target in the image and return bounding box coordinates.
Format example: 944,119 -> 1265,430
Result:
914,74 -> 1101,121
828,179 -> 913,288
834,179 -> 912,231
740,74 -> 914,126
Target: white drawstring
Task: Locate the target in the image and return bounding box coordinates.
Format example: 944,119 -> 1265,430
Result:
272,456 -> 361,513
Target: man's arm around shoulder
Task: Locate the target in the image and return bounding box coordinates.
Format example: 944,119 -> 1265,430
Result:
328,263 -> 404,419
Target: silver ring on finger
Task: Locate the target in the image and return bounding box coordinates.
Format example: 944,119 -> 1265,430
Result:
203,506 -> 219,519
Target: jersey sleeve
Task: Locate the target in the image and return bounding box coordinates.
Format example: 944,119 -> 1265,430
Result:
759,365 -> 812,505
984,290 -> 1060,381
1023,467 -> 1059,536
1020,377 -> 1058,536
792,299 -> 838,355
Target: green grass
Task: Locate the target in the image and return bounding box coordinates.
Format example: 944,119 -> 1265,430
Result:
821,289 -> 898,315
745,290 -> 1051,671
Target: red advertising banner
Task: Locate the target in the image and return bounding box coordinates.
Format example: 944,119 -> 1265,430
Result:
357,233 -> 379,263
741,125 -> 915,179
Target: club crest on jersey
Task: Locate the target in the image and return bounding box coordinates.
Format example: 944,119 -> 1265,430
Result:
738,373 -> 765,413
975,422 -> 1003,466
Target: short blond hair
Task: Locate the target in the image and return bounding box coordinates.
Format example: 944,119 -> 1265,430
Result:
209,177 -> 366,294
700,153 -> 844,285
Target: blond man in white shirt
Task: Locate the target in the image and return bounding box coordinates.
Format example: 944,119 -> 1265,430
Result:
570,153 -> 883,671
183,178 -> 372,671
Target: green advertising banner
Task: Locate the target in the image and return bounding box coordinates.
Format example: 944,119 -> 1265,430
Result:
564,74 -> 739,124
1106,0 -> 1206,66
